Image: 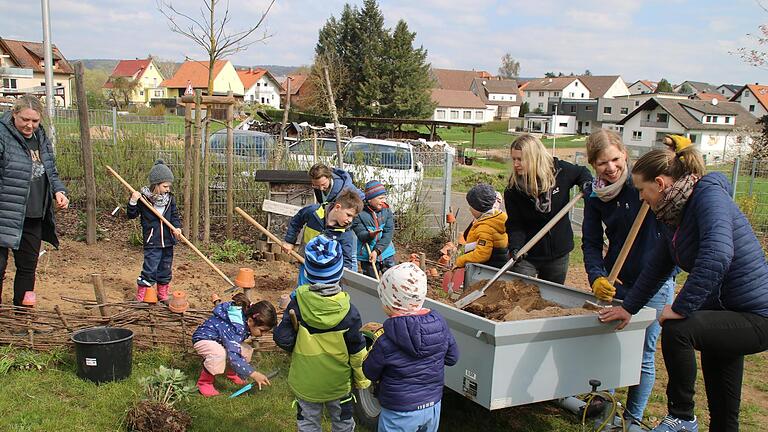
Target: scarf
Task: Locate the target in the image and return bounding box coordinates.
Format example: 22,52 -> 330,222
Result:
653,174 -> 700,226
516,168 -> 561,214
591,168 -> 628,203
141,186 -> 171,207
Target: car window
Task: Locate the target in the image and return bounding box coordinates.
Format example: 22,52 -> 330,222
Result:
288,140 -> 311,154
209,132 -> 271,159
344,142 -> 412,170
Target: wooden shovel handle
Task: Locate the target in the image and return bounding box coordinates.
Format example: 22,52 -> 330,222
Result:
365,244 -> 381,281
235,207 -> 305,264
607,202 -> 650,284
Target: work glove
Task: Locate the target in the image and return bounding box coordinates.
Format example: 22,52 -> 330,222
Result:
355,377 -> 371,390
592,276 -> 616,302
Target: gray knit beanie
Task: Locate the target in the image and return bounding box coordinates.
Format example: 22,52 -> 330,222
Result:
149,160 -> 174,185
466,183 -> 497,212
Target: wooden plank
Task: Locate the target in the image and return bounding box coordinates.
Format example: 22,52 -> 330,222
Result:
262,199 -> 302,217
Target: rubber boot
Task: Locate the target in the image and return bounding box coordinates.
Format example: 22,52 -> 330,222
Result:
136,285 -> 147,302
157,284 -> 170,302
226,368 -> 246,386
197,368 -> 220,397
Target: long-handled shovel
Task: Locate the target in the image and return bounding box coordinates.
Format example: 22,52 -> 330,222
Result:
454,192 -> 584,309
234,207 -> 305,263
106,165 -> 235,288
598,201 -> 650,303
365,244 -> 381,281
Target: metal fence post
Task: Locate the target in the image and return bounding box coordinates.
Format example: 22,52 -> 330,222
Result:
111,106 -> 117,146
749,159 -> 757,197
442,150 -> 453,229
731,157 -> 741,200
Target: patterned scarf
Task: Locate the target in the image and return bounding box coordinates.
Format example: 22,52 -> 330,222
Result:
591,168 -> 628,203
141,186 -> 171,207
653,174 -> 700,226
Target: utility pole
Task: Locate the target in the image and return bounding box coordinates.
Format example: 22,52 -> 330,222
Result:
551,103 -> 558,156
41,0 -> 56,150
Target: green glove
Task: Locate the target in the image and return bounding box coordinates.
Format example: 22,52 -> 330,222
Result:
592,276 -> 616,302
355,378 -> 371,390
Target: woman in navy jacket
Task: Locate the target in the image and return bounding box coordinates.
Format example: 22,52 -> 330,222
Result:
582,130 -> 676,429
600,145 -> 768,432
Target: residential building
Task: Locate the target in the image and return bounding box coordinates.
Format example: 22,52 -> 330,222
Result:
0,37 -> 74,107
621,92 -> 689,110
432,68 -> 491,91
578,75 -> 630,98
540,97 -> 635,135
470,77 -> 521,119
717,84 -> 742,99
237,68 -> 282,108
160,59 -> 244,98
280,74 -> 311,110
730,84 -> 768,118
103,58 -> 166,106
522,77 -> 590,113
617,97 -> 758,162
690,92 -> 728,102
430,88 -> 492,124
628,80 -> 657,95
673,80 -> 717,95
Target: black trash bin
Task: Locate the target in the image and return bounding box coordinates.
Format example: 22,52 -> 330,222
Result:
71,327 -> 134,384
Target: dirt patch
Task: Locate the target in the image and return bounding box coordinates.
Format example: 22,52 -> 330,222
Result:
125,400 -> 191,432
453,279 -> 593,322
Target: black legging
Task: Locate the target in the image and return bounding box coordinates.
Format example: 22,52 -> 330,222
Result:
662,310 -> 768,431
0,217 -> 43,306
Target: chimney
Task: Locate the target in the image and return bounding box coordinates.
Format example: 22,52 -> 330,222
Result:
249,67 -> 253,73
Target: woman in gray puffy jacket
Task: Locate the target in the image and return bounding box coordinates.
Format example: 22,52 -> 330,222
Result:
0,96 -> 68,306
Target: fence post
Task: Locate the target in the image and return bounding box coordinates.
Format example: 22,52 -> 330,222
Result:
74,62 -> 98,245
442,150 -> 453,229
226,90 -> 234,240
183,105 -> 193,237
731,157 -> 741,200
111,106 -> 117,146
191,90 -> 203,245
749,158 -> 757,197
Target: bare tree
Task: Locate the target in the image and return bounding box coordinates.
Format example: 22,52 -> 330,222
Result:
107,76 -> 141,109
157,0 -> 276,95
148,54 -> 180,81
498,53 -> 520,79
733,1 -> 768,69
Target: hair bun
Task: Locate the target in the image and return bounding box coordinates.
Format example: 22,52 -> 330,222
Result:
154,159 -> 166,166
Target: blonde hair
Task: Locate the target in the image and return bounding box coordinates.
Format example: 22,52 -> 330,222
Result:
586,129 -> 627,166
508,134 -> 555,195
12,95 -> 45,117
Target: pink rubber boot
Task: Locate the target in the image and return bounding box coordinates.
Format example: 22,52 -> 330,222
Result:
226,369 -> 246,386
136,285 -> 147,302
157,284 -> 170,302
197,368 -> 220,397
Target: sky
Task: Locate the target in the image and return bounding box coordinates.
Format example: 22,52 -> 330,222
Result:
1,0 -> 766,85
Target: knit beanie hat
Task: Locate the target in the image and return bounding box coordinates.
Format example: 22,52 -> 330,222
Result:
303,234 -> 344,285
149,160 -> 174,185
466,183 -> 497,213
377,263 -> 427,313
364,180 -> 387,201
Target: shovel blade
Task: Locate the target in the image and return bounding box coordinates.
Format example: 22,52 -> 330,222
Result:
229,383 -> 253,399
454,289 -> 484,309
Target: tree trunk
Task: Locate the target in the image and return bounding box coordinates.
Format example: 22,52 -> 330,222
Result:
191,90 -> 203,245
202,117 -> 210,245
74,62 -> 97,245
275,77 -> 291,168
323,67 -> 344,169
183,107 -> 193,237
226,91 -> 234,239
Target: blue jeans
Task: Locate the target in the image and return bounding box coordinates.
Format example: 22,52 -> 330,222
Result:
379,400 -> 441,432
137,247 -> 174,286
624,278 -> 675,422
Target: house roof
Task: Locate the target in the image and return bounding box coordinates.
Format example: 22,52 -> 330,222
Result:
678,80 -> 717,94
160,60 -> 228,89
431,89 -> 487,109
432,68 -> 491,91
471,78 -> 521,106
577,75 -> 622,98
524,77 -> 580,91
0,38 -> 73,75
280,74 -> 307,96
237,68 -> 283,91
103,58 -> 153,89
730,84 -> 768,111
629,79 -> 658,91
618,97 -> 758,131
718,84 -> 742,94
691,92 -> 728,102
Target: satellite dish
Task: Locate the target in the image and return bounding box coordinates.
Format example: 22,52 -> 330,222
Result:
711,98 -> 719,106
482,80 -> 487,85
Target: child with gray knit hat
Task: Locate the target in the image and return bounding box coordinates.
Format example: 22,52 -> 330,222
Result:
127,160 -> 182,302
454,183 -> 509,269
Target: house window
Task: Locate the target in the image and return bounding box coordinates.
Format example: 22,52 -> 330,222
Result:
256,83 -> 260,87
154,90 -> 163,97
554,91 -> 560,96
620,107 -> 629,115
656,113 -> 668,123
746,90 -> 751,97
436,109 -> 446,120
527,91 -> 531,97
139,90 -> 144,96
749,105 -> 755,112
559,122 -> 568,127
491,95 -> 496,100
585,121 -> 590,126
2,78 -> 17,89
569,92 -> 575,97
689,134 -> 698,143
475,110 -> 483,120
261,97 -> 266,104
706,115 -> 712,123
450,110 -> 459,120
551,105 -> 557,112
537,103 -> 544,109
585,105 -> 592,111
711,116 -> 718,123
632,131 -> 642,141
570,105 -> 576,113
463,110 -> 472,120
603,107 -> 612,114
581,93 -> 585,97
725,116 -> 731,123
539,91 -> 544,97
635,101 -> 640,106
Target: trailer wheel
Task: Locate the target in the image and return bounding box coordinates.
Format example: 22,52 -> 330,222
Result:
355,323 -> 384,431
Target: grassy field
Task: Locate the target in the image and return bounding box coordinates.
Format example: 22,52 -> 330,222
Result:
424,121 -> 588,151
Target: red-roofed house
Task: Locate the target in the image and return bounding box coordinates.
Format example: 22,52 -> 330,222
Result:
430,88 -> 492,124
103,57 -> 166,106
628,80 -> 658,95
237,68 -> 283,108
730,84 -> 768,118
280,74 -> 312,110
161,59 -> 244,98
0,37 -> 74,107
690,92 -> 729,103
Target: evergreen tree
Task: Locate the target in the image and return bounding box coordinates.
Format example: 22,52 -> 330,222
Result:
657,78 -> 674,93
354,0 -> 388,115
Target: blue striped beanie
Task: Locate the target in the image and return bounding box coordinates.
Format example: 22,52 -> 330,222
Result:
303,234 -> 344,285
364,180 -> 387,201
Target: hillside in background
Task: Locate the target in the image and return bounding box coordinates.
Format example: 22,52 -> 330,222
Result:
73,59 -> 299,77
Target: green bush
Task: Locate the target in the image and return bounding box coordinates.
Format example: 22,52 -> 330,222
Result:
208,240 -> 253,263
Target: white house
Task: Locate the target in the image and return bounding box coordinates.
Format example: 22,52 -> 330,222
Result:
0,38 -> 74,107
237,68 -> 283,108
730,84 -> 768,118
522,113 -> 577,135
579,75 -> 630,99
617,97 -> 758,162
430,88 -> 493,124
717,84 -> 742,99
628,80 -> 657,95
522,77 -> 590,113
470,77 -> 521,119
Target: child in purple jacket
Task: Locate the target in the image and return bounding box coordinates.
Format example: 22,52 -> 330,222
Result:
363,263 -> 459,432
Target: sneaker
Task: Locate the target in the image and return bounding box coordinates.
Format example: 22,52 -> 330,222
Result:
652,415 -> 698,432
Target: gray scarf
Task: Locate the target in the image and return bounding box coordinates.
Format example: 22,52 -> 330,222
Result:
141,186 -> 170,207
591,169 -> 628,203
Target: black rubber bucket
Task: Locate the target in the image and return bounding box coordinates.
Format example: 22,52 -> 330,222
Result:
71,327 -> 134,384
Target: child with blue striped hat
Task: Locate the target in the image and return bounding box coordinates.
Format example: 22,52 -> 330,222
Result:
352,180 -> 398,278
273,234 -> 370,432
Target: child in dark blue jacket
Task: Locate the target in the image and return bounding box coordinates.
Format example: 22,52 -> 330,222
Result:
126,160 -> 182,302
352,180 -> 397,278
192,293 -> 277,397
363,263 -> 459,432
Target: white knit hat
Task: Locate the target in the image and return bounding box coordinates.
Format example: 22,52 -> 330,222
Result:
377,263 -> 427,313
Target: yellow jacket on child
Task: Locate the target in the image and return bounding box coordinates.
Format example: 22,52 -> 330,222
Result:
455,209 -> 508,268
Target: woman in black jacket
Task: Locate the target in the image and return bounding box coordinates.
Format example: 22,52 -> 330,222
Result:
0,96 -> 68,306
504,134 -> 592,284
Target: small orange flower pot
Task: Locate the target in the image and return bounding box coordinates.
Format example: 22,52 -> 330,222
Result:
211,293 -> 222,305
234,268 -> 256,289
446,213 -> 456,224
428,267 -> 439,278
278,294 -> 291,310
143,287 -> 158,304
438,254 -> 451,267
168,291 -> 189,313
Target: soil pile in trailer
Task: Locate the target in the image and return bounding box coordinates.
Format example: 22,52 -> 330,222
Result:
458,279 -> 594,322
